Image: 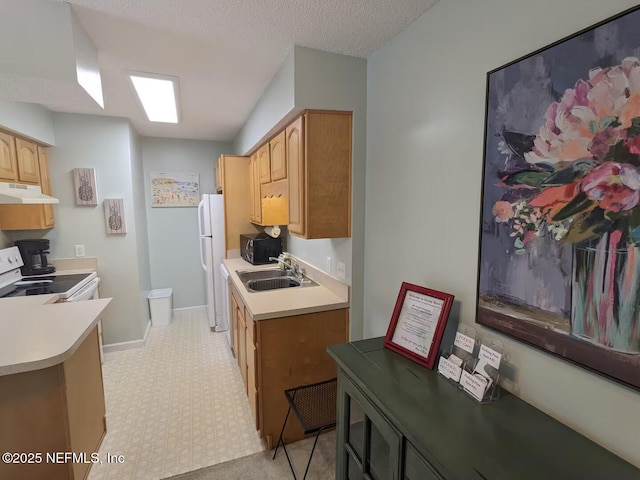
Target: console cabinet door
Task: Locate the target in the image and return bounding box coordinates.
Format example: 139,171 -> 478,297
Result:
338,376 -> 401,480
38,147 -> 54,228
0,132 -> 17,181
15,138 -> 40,184
258,143 -> 271,184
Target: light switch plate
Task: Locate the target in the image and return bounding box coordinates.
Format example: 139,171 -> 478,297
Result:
337,261 -> 346,281
75,245 -> 85,257
325,257 -> 333,273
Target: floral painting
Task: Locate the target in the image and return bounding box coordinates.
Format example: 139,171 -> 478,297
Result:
478,5 -> 640,390
150,172 -> 200,207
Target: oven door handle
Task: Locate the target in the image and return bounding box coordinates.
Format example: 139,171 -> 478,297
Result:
66,277 -> 101,302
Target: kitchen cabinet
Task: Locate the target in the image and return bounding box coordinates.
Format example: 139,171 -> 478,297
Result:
0,132 -> 18,182
269,130 -> 286,181
0,326 -> 106,480
0,144 -> 55,230
287,111 -> 352,239
249,153 -> 262,225
258,143 -> 271,184
230,282 -> 348,448
215,156 -> 223,193
15,138 -> 40,184
217,155 -> 259,255
328,338 -> 640,480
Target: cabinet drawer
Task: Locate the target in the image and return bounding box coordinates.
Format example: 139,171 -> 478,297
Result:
404,443 -> 443,480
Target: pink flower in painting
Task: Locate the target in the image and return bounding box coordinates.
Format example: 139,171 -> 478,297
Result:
525,57 -> 640,164
581,162 -> 640,212
492,201 -> 514,222
626,135 -> 640,155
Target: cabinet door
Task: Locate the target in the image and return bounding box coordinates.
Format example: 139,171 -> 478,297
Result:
230,291 -> 239,357
249,154 -> 256,222
252,153 -> 262,224
337,376 -> 402,480
15,138 -> 40,184
258,143 -> 271,184
238,306 -> 247,393
215,156 -> 223,192
269,130 -> 286,181
246,323 -> 259,430
0,132 -> 18,181
37,147 -> 54,228
403,444 -> 443,480
286,116 -> 305,235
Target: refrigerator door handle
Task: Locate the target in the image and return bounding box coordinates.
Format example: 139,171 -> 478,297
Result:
199,236 -> 208,272
198,198 -> 205,237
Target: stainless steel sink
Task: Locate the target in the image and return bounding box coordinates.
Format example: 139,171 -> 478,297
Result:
236,268 -> 318,292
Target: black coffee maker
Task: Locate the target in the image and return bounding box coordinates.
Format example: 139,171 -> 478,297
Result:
15,239 -> 56,276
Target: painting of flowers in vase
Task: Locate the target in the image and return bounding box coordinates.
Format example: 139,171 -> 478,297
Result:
478,5 -> 640,390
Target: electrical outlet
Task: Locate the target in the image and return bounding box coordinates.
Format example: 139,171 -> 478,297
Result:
337,261 -> 346,281
325,257 -> 333,273
74,245 -> 85,257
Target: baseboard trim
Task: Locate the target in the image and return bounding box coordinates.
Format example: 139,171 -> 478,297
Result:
104,319 -> 152,353
173,305 -> 206,313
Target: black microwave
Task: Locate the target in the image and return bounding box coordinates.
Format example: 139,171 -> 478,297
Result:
240,233 -> 283,265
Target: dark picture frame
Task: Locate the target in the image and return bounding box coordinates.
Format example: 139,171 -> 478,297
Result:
384,282 -> 454,369
478,5 -> 640,391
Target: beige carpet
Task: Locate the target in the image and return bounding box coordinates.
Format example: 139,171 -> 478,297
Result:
163,430 -> 336,480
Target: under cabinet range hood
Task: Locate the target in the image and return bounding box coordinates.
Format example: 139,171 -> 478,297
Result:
0,183 -> 59,204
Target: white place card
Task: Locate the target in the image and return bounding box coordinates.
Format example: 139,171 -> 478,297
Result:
478,344 -> 502,369
460,370 -> 489,402
454,332 -> 475,354
438,356 -> 462,382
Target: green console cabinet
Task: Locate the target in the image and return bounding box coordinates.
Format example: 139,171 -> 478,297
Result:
328,338 -> 639,480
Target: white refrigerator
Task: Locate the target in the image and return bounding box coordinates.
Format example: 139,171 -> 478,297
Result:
198,194 -> 227,332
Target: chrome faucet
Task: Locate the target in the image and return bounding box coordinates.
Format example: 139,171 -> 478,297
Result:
269,255 -> 303,280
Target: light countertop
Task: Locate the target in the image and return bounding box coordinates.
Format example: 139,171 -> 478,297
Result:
223,257 -> 349,320
0,294 -> 111,376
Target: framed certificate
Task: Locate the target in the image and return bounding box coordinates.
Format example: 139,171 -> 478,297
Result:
383,282 -> 454,369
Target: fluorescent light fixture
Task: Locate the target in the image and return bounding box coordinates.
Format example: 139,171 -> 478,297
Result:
129,73 -> 179,123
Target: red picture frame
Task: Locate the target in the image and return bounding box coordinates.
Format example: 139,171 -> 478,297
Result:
383,282 -> 454,369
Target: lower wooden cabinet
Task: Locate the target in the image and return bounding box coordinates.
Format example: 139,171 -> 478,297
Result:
229,283 -> 349,448
0,327 -> 106,480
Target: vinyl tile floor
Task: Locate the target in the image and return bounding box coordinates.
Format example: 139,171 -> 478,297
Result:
88,309 -> 264,480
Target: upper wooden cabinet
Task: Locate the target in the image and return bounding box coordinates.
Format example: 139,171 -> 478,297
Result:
249,153 -> 262,225
218,154 -> 259,255
0,132 -> 18,182
269,130 -> 286,181
15,138 -> 41,184
288,111 -> 352,239
0,141 -> 55,231
258,143 -> 271,184
215,156 -> 223,193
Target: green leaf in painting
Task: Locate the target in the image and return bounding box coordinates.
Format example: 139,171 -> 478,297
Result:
589,120 -> 598,134
503,171 -> 549,187
628,117 -> 640,138
562,209 -> 612,244
541,159 -> 596,186
551,192 -> 594,222
598,116 -> 619,129
514,237 -> 525,249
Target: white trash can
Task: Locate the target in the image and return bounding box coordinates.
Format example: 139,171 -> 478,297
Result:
148,288 -> 173,326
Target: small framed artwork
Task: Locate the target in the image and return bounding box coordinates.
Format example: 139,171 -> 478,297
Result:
72,168 -> 98,206
104,199 -> 126,234
384,282 -> 454,369
150,172 -> 200,207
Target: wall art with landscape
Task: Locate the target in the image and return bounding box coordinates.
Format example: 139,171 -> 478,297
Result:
478,6 -> 640,390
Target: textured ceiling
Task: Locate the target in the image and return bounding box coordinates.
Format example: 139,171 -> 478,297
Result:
2,0 -> 438,141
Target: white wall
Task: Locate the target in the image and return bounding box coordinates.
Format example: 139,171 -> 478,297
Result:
365,0 -> 640,467
141,137 -> 232,308
232,48 -> 295,155
0,100 -> 55,145
129,126 -> 151,332
34,113 -> 147,344
290,46 -> 367,340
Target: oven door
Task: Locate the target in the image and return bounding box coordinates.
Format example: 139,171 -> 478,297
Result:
65,277 -> 101,302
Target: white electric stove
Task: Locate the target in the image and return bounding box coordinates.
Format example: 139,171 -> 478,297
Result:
0,246 -> 100,302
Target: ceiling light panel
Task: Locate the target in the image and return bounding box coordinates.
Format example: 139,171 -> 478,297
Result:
129,74 -> 179,123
